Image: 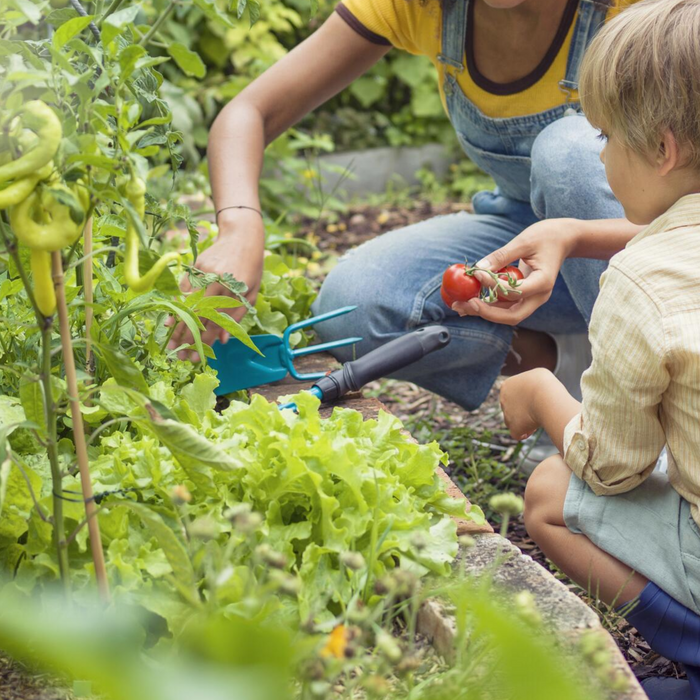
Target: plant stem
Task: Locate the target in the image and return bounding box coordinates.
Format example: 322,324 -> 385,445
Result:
42,317 -> 71,595
98,0 -> 126,26
0,217 -> 71,593
138,1 -> 177,46
52,251 -> 110,603
84,217 -> 95,374
499,514 -> 510,538
161,320 -> 177,354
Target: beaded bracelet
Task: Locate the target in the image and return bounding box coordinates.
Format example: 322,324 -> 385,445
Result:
215,205 -> 263,221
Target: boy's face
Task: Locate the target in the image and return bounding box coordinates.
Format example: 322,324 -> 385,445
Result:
599,133 -> 663,225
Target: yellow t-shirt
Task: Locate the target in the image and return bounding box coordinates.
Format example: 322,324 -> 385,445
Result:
336,0 -> 636,118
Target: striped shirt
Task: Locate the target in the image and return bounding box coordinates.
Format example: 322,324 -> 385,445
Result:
563,193 -> 700,527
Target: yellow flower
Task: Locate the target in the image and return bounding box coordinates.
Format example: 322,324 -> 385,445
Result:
302,168 -> 317,180
321,624 -> 348,659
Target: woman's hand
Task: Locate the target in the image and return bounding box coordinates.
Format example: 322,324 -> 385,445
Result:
167,211 -> 265,362
452,217 -> 579,325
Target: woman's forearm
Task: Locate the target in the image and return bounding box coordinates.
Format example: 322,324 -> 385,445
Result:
564,217 -> 644,260
206,14 -> 390,235
207,100 -> 266,231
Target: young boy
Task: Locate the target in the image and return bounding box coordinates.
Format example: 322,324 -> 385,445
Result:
497,1 -> 700,697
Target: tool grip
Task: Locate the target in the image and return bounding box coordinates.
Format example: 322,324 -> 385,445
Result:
312,325 -> 451,402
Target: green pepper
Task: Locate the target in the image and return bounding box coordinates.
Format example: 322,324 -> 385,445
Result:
30,249 -> 56,317
0,162 -> 53,210
0,101 -> 61,184
123,175 -> 179,292
9,181 -> 88,251
9,180 -> 89,317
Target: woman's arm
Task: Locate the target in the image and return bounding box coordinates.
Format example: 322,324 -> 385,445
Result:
452,217 -> 644,326
209,13 -> 391,221
169,14 -> 391,359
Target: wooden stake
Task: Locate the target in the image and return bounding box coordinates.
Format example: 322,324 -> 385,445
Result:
51,251 -> 110,603
84,217 -> 94,374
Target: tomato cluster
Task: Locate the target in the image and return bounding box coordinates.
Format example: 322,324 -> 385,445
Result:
440,263 -> 523,307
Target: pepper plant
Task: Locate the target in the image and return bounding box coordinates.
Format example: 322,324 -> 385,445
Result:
0,0 -> 260,598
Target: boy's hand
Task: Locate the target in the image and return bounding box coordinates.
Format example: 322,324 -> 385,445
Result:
500,368 -> 582,453
500,371 -> 543,440
452,219 -> 574,325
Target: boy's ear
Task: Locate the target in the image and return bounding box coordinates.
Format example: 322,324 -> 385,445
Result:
657,129 -> 679,176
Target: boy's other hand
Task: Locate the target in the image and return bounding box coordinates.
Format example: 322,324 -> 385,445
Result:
499,370 -> 547,440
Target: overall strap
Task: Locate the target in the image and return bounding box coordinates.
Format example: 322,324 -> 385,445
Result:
559,0 -> 608,95
437,0 -> 468,72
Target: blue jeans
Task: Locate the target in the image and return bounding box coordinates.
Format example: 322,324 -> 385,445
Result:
313,116 -> 624,410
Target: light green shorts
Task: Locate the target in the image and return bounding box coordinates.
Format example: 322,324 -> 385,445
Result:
564,470 -> 700,614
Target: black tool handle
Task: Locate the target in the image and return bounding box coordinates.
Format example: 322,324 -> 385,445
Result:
312,325 -> 451,402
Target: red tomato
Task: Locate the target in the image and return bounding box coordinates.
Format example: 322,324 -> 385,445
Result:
441,264 -> 481,307
496,265 -> 523,301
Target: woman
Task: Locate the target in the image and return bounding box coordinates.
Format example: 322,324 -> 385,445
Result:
169,0 -> 641,412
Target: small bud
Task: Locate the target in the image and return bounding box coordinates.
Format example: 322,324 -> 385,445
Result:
393,569 -> 418,596
225,503 -> 263,533
410,532 -> 428,552
188,517 -> 217,541
363,676 -> 390,695
374,576 -> 393,596
346,603 -> 370,624
255,544 -> 287,569
375,630 -> 402,663
301,659 -> 325,681
489,493 -> 524,517
513,590 -> 541,626
170,484 -> 191,505
458,534 -> 476,549
269,570 -> 301,597
396,654 -> 422,674
340,551 -> 366,571
309,681 -> 331,697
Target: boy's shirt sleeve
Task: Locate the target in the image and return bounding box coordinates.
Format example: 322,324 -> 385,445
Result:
562,265 -> 669,495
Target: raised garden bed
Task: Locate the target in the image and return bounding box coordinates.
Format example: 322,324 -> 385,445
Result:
251,353 -> 646,699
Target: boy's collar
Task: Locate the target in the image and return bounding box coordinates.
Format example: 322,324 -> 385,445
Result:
627,192 -> 700,248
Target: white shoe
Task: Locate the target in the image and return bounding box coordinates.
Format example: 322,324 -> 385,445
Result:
550,332 -> 592,402
516,332 -> 592,474
518,429 -> 557,476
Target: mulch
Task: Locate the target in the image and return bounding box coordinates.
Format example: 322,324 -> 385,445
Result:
0,656 -> 72,700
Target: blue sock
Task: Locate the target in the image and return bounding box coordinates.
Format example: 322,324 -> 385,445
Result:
621,582 -> 700,696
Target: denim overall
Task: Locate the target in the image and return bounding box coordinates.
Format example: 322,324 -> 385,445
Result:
315,0 -> 625,410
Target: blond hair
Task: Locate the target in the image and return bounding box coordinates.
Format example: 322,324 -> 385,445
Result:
579,0 -> 700,168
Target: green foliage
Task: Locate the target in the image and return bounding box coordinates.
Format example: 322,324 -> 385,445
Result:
404,416 -> 525,523
241,253 -> 317,346
415,161 -> 496,203
1,383 -> 484,632
0,575 -> 614,700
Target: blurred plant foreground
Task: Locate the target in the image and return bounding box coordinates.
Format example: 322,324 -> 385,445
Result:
0,0 -> 626,698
